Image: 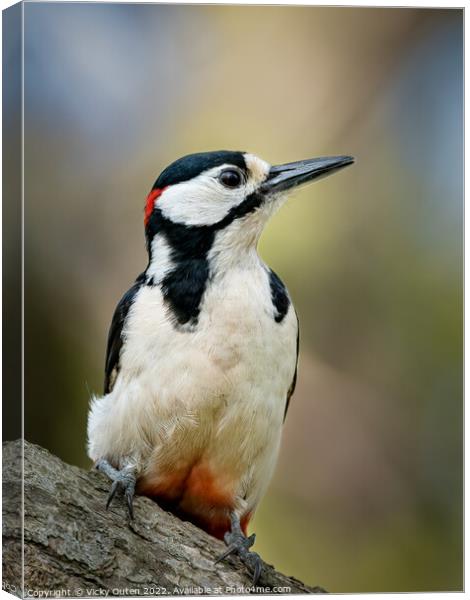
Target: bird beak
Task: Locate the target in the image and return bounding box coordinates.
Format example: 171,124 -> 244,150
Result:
261,155 -> 354,194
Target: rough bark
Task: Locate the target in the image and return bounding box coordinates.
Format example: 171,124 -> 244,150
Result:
2,440 -> 326,597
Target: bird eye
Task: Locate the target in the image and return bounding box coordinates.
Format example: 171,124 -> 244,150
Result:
219,169 -> 243,188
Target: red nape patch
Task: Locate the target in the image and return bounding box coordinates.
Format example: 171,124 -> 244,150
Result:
144,187 -> 166,227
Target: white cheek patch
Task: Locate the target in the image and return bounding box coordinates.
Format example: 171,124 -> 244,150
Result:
158,178 -> 244,226
156,156 -> 272,227
158,165 -> 245,226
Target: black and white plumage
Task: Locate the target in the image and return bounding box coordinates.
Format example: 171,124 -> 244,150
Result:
87,150 -> 353,580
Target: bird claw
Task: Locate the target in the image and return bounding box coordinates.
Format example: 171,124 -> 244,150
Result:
96,459 -> 136,520
106,479 -> 119,509
251,556 -> 263,587
215,519 -> 263,585
106,471 -> 135,519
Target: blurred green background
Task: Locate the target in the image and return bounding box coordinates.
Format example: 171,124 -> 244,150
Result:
14,3 -> 463,593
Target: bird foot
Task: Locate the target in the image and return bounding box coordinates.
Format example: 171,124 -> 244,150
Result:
215,514 -> 263,585
95,459 -> 136,520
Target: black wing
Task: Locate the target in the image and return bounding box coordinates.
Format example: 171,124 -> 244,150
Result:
104,273 -> 146,394
284,313 -> 299,422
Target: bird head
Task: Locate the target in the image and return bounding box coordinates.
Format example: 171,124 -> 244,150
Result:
144,151 -> 353,262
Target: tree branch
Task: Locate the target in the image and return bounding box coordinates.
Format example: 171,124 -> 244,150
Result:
3,440 -> 326,596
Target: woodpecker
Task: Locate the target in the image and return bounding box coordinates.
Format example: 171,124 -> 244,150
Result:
87,150 -> 353,583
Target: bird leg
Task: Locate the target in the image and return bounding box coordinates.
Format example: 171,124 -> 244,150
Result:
215,512 -> 263,585
95,458 -> 136,520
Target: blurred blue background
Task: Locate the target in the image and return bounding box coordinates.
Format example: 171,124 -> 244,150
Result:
15,4 -> 463,592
